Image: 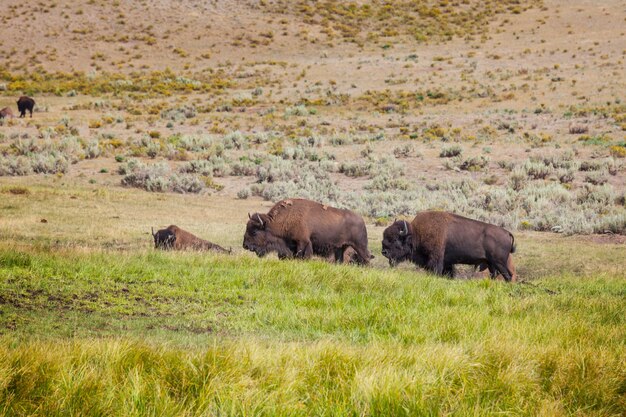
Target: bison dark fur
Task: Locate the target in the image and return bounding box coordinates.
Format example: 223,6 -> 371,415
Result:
475,256 -> 517,281
381,211 -> 517,282
0,107 -> 14,119
243,198 -> 373,264
152,225 -> 231,253
17,96 -> 35,118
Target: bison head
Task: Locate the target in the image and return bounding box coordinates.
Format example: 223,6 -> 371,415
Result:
243,213 -> 268,256
153,227 -> 175,249
243,213 -> 294,258
381,220 -> 412,266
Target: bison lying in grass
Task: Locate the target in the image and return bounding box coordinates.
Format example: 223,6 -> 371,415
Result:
152,225 -> 231,253
243,198 -> 373,264
382,211 -> 517,282
0,107 -> 14,119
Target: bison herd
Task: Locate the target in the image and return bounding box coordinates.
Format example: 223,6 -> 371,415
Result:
154,198 -> 518,282
0,96 -> 36,120
3,93 -> 516,280
3,95 -> 517,281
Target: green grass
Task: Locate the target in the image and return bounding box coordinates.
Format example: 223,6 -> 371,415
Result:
0,246 -> 624,416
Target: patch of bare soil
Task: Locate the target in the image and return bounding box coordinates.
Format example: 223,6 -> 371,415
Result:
575,234 -> 626,245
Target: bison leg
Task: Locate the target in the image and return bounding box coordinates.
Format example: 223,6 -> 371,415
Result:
295,240 -> 313,259
484,263 -> 507,281
506,255 -> 517,282
442,263 -> 456,278
425,255 -> 445,275
488,264 -> 499,280
333,247 -> 345,263
351,246 -> 371,266
473,262 -> 494,279
493,260 -> 513,282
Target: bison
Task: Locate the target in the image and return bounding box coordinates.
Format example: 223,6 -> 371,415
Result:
243,198 -> 373,264
381,211 -> 517,282
152,225 -> 231,253
0,107 -> 14,119
17,96 -> 35,118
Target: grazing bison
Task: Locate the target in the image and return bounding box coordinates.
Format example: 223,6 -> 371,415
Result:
0,107 -> 14,119
243,198 -> 373,264
152,225 -> 231,253
17,96 -> 35,118
382,211 -> 517,282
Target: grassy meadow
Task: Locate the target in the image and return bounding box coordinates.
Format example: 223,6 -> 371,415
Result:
0,243 -> 625,416
0,180 -> 625,415
1,0 -> 626,414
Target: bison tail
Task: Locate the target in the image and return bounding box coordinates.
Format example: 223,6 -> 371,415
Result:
510,233 -> 516,254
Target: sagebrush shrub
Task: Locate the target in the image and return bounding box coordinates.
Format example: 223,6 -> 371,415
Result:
459,156 -> 489,171
120,159 -> 205,194
223,131 -> 247,150
393,143 -> 419,158
161,105 -> 197,121
339,160 -> 372,177
523,160 -> 552,180
584,172 -> 608,186
237,188 -> 251,199
0,155 -> 33,176
568,124 -> 589,134
439,145 -> 462,158
85,139 -> 101,159
31,152 -> 70,174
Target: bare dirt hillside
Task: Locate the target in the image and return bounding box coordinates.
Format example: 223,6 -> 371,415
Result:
0,0 -> 625,237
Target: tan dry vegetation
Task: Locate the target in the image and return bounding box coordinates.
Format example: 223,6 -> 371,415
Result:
0,0 -> 625,232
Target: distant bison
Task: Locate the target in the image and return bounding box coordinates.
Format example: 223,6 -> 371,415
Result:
17,96 -> 35,118
243,198 -> 373,264
382,211 -> 517,282
0,107 -> 14,119
152,225 -> 231,253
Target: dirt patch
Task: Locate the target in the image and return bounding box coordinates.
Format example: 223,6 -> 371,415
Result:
162,324 -> 214,334
575,234 -> 626,245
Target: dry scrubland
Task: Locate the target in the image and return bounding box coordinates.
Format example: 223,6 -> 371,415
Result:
0,0 -> 625,415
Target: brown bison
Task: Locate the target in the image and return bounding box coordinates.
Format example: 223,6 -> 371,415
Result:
152,225 -> 231,253
382,211 -> 517,282
0,107 -> 14,119
243,198 -> 373,264
17,96 -> 35,118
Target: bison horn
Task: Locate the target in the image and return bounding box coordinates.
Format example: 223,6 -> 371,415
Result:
256,213 -> 264,227
151,227 -> 155,237
248,212 -> 252,220
401,220 -> 409,236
